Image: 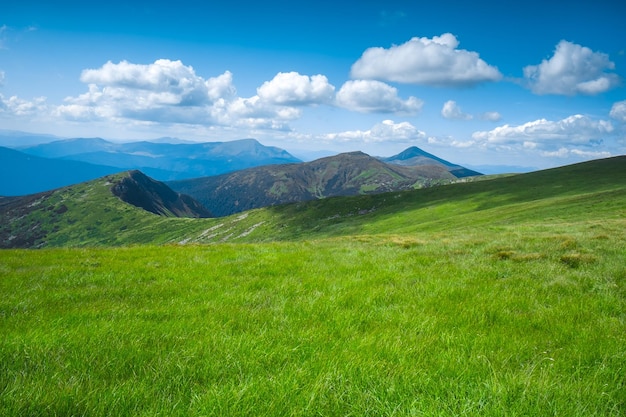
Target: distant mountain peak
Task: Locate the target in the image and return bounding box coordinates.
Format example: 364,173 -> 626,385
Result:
394,146 -> 436,159
381,146 -> 482,177
384,146 -> 453,166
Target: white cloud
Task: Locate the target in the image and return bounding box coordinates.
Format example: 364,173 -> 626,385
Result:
350,33 -> 502,86
336,80 -> 423,114
80,59 -> 235,107
226,96 -> 300,120
215,95 -> 301,131
480,111 -> 502,122
472,115 -> 614,150
441,100 -> 501,121
324,120 -> 426,143
59,59 -> 299,130
523,40 -> 620,95
205,71 -> 237,101
0,70 -> 5,86
0,94 -> 48,116
257,72 -> 335,105
59,61 -> 342,132
441,100 -> 472,120
59,61 -> 431,132
609,100 -> 626,122
540,148 -> 612,159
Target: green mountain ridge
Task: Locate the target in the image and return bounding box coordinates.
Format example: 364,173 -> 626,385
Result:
1,155 -> 624,248
0,171 -> 211,248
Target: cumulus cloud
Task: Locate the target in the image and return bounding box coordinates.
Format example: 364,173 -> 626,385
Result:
350,33 -> 502,87
472,115 -> 614,150
257,72 -> 335,105
610,100 -> 626,122
440,100 -> 501,121
59,59 -> 302,129
441,100 -> 472,120
0,94 -> 48,116
324,120 -> 426,143
80,59 -> 235,106
65,60 -> 238,124
523,40 -> 620,95
214,95 -> 301,131
58,61 -> 345,131
226,96 -> 300,120
336,80 -> 423,114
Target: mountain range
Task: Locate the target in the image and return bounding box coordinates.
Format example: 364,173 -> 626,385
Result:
17,137 -> 301,181
1,155 -> 624,249
168,150 -> 471,217
1,133 -> 481,202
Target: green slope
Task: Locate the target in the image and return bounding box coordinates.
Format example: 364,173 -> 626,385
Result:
186,155 -> 626,244
0,172 -> 211,248
1,156 -> 625,248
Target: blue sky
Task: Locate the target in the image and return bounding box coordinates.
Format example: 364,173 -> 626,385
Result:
1,0 -> 625,169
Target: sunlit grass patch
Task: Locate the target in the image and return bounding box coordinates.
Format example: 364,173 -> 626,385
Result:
1,235 -> 625,416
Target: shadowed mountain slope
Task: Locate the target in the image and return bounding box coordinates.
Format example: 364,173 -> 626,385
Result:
111,170 -> 212,218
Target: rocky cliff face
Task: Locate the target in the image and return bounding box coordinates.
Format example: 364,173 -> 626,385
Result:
112,170 -> 212,218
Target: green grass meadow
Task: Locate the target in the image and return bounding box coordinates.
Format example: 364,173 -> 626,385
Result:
2,227 -> 625,415
1,157 -> 625,415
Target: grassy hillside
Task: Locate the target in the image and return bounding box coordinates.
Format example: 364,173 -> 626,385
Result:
1,156 -> 625,415
1,156 -> 625,248
1,229 -> 624,415
179,155 -> 626,244
0,172 -> 211,248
